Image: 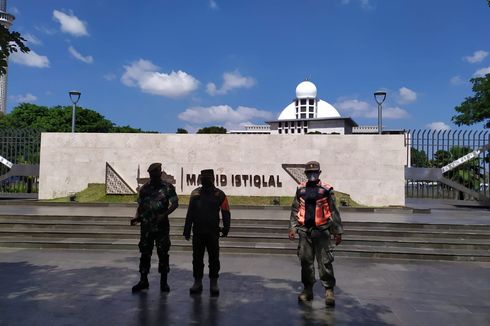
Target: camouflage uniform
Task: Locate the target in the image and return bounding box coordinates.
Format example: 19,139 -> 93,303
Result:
136,179 -> 178,275
290,180 -> 343,290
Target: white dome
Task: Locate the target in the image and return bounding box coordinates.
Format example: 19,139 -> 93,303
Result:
296,81 -> 317,99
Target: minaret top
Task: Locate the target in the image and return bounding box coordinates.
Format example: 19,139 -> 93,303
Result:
0,0 -> 14,29
0,1 -> 6,13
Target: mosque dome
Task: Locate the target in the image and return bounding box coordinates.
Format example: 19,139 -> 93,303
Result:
295,81 -> 317,99
277,81 -> 341,120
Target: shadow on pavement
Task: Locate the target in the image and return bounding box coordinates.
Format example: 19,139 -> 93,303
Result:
0,261 -> 395,325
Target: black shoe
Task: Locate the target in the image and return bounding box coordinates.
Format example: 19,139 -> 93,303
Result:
160,274 -> 170,292
189,279 -> 203,295
210,278 -> 220,297
132,279 -> 149,293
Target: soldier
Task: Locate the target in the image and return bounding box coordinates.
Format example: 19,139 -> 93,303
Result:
183,169 -> 231,297
288,161 -> 343,306
130,163 -> 179,293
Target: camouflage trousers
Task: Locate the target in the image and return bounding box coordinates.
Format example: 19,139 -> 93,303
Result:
138,229 -> 171,274
297,228 -> 336,289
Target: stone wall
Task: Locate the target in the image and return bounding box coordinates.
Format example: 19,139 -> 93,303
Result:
39,133 -> 406,206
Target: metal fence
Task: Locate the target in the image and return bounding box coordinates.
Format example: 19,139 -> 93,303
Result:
405,129 -> 490,201
0,129 -> 41,196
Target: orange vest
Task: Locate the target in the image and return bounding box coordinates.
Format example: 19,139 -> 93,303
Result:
297,181 -> 333,227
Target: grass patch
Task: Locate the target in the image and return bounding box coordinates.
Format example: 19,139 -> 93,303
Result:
46,183 -> 361,207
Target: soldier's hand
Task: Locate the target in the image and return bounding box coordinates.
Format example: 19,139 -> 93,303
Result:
288,229 -> 296,240
334,234 -> 342,245
183,233 -> 190,241
130,218 -> 139,226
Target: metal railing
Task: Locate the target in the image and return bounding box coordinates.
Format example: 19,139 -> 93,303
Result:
405,129 -> 490,201
0,129 -> 41,196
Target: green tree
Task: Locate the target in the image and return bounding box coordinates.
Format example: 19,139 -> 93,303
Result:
0,25 -> 30,76
410,148 -> 429,167
176,128 -> 188,134
0,103 -> 147,133
452,74 -> 490,128
196,126 -> 227,134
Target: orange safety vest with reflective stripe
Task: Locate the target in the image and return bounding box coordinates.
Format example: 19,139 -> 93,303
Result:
296,181 -> 333,227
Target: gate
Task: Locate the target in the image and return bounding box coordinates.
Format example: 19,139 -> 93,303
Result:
405,129 -> 490,205
0,129 -> 41,199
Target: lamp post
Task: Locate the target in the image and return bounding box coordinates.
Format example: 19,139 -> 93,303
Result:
374,90 -> 387,135
69,91 -> 81,133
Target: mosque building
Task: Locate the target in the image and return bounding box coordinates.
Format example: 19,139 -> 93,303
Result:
229,80 -> 369,135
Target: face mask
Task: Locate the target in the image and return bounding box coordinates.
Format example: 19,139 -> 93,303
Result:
306,171 -> 320,182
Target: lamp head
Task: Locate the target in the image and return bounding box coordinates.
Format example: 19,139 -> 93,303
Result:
69,91 -> 81,105
374,90 -> 387,105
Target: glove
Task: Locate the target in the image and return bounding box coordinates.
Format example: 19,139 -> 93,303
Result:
130,217 -> 139,226
288,229 -> 296,240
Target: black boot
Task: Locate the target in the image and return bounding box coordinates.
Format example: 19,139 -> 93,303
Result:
189,278 -> 203,295
210,278 -> 220,297
132,273 -> 149,293
160,273 -> 170,292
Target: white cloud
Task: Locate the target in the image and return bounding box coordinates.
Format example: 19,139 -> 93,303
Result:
426,122 -> 451,131
340,0 -> 373,9
335,98 -> 408,119
178,105 -> 273,130
450,75 -> 465,86
52,10 -> 89,37
382,106 -> 410,119
464,50 -> 488,64
11,50 -> 50,68
24,33 -> 42,45
10,93 -> 37,103
103,73 -> 116,81
473,66 -> 490,78
398,87 -> 417,104
121,59 -> 199,98
207,70 -> 256,96
68,46 -> 93,64
35,26 -> 57,36
209,0 -> 219,10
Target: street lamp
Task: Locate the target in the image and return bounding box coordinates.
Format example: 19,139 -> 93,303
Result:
374,90 -> 387,135
69,91 -> 81,133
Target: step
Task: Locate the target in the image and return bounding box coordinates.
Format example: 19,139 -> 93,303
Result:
0,237 -> 488,261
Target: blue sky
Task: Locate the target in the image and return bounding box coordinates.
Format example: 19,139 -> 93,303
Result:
6,0 -> 490,133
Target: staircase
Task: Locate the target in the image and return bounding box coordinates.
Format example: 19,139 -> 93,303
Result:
0,209 -> 489,261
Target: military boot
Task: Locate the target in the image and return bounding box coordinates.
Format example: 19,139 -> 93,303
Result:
132,273 -> 149,293
160,273 -> 170,292
210,278 -> 220,297
189,278 -> 203,295
325,288 -> 335,307
298,284 -> 313,303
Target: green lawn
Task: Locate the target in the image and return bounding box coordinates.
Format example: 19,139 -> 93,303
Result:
47,183 -> 361,207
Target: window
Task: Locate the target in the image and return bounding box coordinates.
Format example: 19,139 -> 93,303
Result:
285,122 -> 289,127
285,129 -> 288,134
304,128 -> 308,133
279,129 -> 282,134
309,114 -> 314,118
300,113 -> 306,118
300,99 -> 306,105
308,106 -> 314,113
300,107 -> 306,112
295,100 -> 298,106
303,121 -> 308,126
291,129 -> 295,134
309,99 -> 315,105
297,128 -> 301,134
279,122 -> 282,127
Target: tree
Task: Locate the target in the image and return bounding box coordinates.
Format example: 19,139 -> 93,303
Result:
410,148 -> 429,167
196,126 -> 227,134
0,103 -> 147,133
0,25 -> 30,76
176,128 -> 188,134
452,74 -> 490,128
